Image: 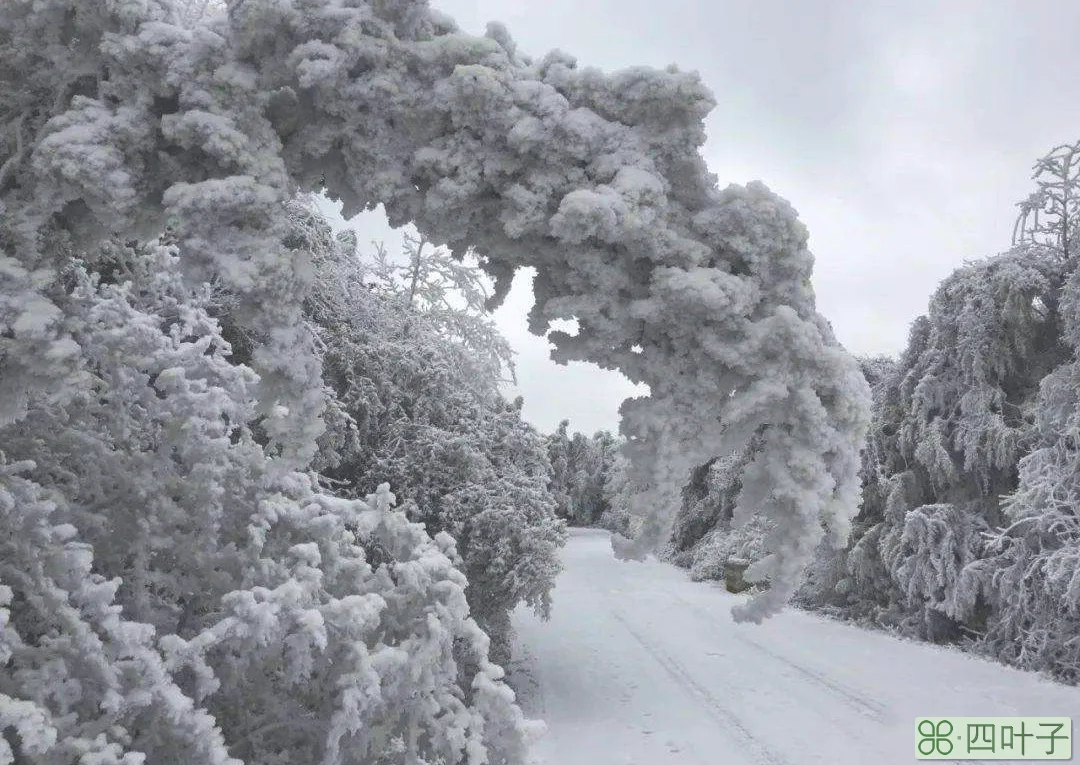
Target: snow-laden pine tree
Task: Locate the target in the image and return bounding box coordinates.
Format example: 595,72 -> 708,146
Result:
969,141 -> 1080,680
789,142 -> 1080,676
796,244 -> 1066,641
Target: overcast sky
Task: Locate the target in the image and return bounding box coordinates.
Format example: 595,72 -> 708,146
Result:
324,0 -> 1080,436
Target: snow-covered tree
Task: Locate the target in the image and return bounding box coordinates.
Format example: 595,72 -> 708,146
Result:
790,142 -> 1080,679
665,445 -> 755,557
1013,140 -> 1080,259
2,4 -> 875,758
973,369 -> 1080,678
855,174 -> 1073,645
597,453 -> 637,537
546,420 -> 574,519
660,430 -> 786,589
294,200 -> 564,665
878,490 -> 989,642
806,243 -> 1064,619
367,231 -> 516,385
969,139 -> 1080,679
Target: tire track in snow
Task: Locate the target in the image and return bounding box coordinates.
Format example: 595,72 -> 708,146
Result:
610,609 -> 794,765
673,596 -> 992,765
675,596 -> 888,722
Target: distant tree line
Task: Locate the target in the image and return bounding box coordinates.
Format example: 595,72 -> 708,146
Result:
544,421 -> 621,526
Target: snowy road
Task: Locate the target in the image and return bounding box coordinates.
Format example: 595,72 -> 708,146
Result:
509,528 -> 1080,765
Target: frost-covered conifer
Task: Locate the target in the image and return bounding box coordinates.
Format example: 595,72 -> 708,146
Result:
974,376 -> 1080,678
791,143 -> 1080,677
970,140 -> 1080,679
796,249 -> 1066,638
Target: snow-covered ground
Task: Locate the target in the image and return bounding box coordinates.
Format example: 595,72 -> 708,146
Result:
509,528 -> 1080,765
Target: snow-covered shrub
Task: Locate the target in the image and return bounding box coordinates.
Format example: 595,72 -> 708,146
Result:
0,239 -> 539,763
802,520 -> 904,625
0,457 -> 237,765
2,240 -> 266,635
162,479 -> 540,765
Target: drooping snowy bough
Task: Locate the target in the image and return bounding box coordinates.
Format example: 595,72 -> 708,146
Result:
2,0 -> 867,638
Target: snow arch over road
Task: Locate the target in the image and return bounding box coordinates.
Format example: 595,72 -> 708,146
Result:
3,0 -> 869,620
